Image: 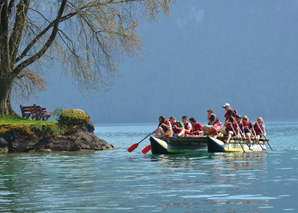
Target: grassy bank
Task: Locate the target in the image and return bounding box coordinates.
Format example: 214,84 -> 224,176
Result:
0,116 -> 57,125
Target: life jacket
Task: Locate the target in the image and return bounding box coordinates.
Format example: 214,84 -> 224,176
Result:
242,120 -> 251,130
236,122 -> 243,130
172,121 -> 184,134
190,122 -> 202,135
224,108 -> 238,121
183,122 -> 192,131
161,119 -> 170,132
225,122 -> 237,132
209,123 -> 223,134
192,122 -> 202,131
208,113 -> 220,125
254,122 -> 264,134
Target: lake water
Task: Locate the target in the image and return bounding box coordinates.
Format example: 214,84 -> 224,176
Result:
0,121 -> 298,212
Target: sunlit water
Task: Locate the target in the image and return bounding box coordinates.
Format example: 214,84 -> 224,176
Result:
0,121 -> 298,212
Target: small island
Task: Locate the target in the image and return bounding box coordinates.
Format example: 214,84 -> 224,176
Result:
0,109 -> 114,153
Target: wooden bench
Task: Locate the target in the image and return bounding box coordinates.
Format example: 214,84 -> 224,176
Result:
20,105 -> 36,119
20,104 -> 52,120
35,106 -> 52,121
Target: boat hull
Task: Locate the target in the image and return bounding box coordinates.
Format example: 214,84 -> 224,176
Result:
150,136 -> 267,154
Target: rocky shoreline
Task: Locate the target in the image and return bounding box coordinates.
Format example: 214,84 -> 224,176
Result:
0,109 -> 114,153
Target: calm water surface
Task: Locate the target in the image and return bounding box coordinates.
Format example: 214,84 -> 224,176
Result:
0,121 -> 298,212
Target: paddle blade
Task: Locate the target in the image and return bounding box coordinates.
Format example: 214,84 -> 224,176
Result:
142,145 -> 151,154
127,143 -> 139,152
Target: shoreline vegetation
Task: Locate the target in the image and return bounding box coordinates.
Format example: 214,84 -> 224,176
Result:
0,109 -> 114,153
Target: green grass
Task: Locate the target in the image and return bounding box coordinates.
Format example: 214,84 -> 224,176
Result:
0,116 -> 57,125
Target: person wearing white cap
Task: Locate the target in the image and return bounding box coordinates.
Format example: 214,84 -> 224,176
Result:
222,103 -> 238,121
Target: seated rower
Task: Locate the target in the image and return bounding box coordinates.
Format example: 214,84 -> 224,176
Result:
182,115 -> 192,137
207,109 -> 222,135
222,116 -> 238,144
207,109 -> 220,126
189,117 -> 203,136
235,115 -> 244,138
170,116 -> 185,137
151,115 -> 173,138
242,115 -> 253,148
252,117 -> 266,142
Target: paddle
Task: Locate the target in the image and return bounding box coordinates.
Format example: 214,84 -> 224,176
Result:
249,128 -> 266,151
127,134 -> 151,152
142,145 -> 151,154
256,122 -> 273,150
141,124 -> 170,154
235,122 -> 251,149
231,123 -> 246,153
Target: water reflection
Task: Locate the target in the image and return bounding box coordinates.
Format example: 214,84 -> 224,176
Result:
148,152 -> 267,169
143,152 -> 272,211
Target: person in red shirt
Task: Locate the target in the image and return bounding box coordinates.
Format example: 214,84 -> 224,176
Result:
207,109 -> 220,125
235,115 -> 244,138
252,117 -> 266,142
207,109 -> 223,135
189,117 -> 203,136
170,116 -> 185,137
222,103 -> 238,121
182,115 -> 192,137
242,115 -> 253,149
222,116 -> 238,144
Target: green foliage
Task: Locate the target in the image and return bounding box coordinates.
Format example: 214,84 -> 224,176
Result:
51,107 -> 63,121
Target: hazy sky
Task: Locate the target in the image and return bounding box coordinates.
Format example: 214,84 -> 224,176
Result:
16,0 -> 298,124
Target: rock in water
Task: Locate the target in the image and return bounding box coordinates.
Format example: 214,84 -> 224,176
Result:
0,109 -> 114,153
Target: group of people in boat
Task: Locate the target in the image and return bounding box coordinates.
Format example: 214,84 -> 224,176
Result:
151,103 -> 266,148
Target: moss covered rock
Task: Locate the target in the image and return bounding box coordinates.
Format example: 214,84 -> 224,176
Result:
59,109 -> 90,126
0,109 -> 114,153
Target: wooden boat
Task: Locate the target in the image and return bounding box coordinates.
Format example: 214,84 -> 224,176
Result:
149,136 -> 269,154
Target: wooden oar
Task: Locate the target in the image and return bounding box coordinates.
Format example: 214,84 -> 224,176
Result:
249,128 -> 266,150
235,122 -> 252,150
142,145 -> 151,154
256,122 -> 273,150
231,124 -> 246,153
127,134 -> 151,152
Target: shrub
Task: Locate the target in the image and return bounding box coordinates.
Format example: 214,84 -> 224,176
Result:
51,107 -> 63,121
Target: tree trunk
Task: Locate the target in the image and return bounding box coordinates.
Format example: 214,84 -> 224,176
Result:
0,76 -> 18,117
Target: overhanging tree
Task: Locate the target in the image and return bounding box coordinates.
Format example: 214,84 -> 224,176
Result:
0,0 -> 175,116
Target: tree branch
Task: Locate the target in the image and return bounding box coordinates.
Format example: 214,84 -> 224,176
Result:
9,0 -> 30,68
14,0 -> 67,74
0,0 -> 10,78
15,10 -> 77,63
8,0 -> 16,19
15,0 -> 140,63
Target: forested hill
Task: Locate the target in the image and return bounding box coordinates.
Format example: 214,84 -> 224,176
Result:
18,0 -> 298,124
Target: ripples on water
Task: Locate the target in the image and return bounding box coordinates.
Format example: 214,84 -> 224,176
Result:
0,122 -> 298,212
